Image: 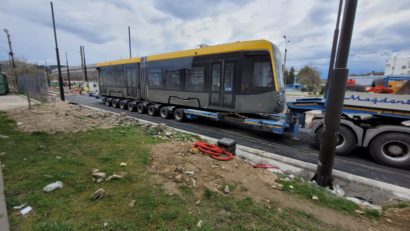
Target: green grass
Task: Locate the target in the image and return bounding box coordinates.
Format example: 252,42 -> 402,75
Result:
0,111 -> 341,230
277,177 -> 381,219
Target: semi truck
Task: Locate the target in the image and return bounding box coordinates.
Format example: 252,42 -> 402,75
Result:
157,78 -> 410,169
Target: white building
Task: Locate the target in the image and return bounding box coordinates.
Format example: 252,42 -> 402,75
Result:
384,56 -> 410,76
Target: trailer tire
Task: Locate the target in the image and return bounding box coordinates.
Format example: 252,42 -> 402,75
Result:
127,102 -> 136,112
119,100 -> 127,110
136,103 -> 146,114
315,125 -> 356,156
105,99 -> 112,106
112,99 -> 119,108
160,107 -> 170,119
147,105 -> 157,116
369,132 -> 410,169
173,108 -> 185,122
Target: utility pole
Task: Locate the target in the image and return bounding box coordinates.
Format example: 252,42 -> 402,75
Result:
3,28 -> 17,86
324,0 -> 344,98
313,0 -> 357,188
82,45 -> 88,82
128,26 -> 132,58
50,1 -> 65,101
283,35 -> 290,74
65,52 -> 71,90
80,45 -> 85,81
45,59 -> 50,86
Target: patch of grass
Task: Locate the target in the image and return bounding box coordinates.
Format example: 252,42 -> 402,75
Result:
0,111 -> 341,230
383,202 -> 409,210
277,177 -> 380,217
178,185 -> 194,196
220,182 -> 237,192
364,208 -> 381,219
203,188 -> 215,200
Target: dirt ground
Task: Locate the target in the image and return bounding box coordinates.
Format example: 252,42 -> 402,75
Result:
4,101 -> 409,230
5,101 -> 137,134
148,142 -> 409,231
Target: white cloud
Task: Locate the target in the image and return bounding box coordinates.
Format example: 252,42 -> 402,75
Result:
0,0 -> 408,77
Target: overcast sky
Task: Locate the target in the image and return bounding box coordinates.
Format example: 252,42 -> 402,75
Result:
0,0 -> 409,77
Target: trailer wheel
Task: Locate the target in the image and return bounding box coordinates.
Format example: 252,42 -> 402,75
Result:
105,98 -> 112,106
112,99 -> 119,108
369,132 -> 410,169
127,102 -> 135,112
119,100 -> 127,110
147,105 -> 157,116
159,107 -> 170,119
136,103 -> 146,114
315,126 -> 356,156
173,108 -> 185,122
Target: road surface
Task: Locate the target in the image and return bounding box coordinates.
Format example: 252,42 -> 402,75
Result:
67,95 -> 410,189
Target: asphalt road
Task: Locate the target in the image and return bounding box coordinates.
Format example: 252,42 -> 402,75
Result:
67,95 -> 410,189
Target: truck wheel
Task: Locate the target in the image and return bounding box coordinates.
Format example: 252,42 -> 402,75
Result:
315,126 -> 356,156
112,99 -> 119,108
159,107 -> 170,119
147,105 -> 157,116
173,108 -> 185,122
369,132 -> 410,169
119,100 -> 127,110
127,102 -> 135,112
137,103 -> 146,114
105,98 -> 112,106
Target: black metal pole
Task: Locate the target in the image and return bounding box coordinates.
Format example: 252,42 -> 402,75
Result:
65,52 -> 71,90
324,0 -> 343,98
82,46 -> 88,82
128,26 -> 132,58
314,0 -> 357,188
50,1 -> 65,101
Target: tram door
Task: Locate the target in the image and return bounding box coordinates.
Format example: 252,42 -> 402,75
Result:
210,61 -> 235,107
125,64 -> 139,98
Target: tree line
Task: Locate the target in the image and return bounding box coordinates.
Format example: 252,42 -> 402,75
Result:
284,65 -> 322,93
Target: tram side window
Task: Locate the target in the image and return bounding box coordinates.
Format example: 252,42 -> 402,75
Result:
148,69 -> 163,88
186,66 -> 205,91
253,61 -> 273,88
165,69 -> 182,90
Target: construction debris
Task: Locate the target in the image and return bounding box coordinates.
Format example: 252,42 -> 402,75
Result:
91,172 -> 106,179
106,173 -> 125,181
224,185 -> 230,194
128,199 -> 136,207
13,204 -> 27,210
197,220 -> 203,228
19,206 -> 32,216
43,181 -> 63,192
90,188 -> 106,200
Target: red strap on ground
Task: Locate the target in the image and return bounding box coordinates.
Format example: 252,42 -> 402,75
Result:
252,163 -> 278,169
193,141 -> 234,161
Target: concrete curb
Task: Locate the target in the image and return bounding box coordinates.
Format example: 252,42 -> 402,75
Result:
0,160 -> 10,231
75,102 -> 410,202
